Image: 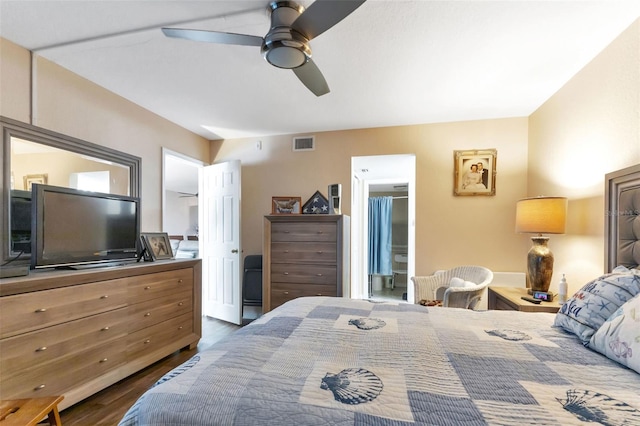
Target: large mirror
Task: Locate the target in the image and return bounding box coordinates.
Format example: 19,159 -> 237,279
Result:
1,116 -> 141,263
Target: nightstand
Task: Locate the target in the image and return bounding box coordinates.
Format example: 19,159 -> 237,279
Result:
488,286 -> 560,313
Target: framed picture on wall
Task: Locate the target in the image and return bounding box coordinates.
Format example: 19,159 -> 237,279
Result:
23,173 -> 48,190
453,149 -> 497,196
140,232 -> 174,260
271,197 -> 302,214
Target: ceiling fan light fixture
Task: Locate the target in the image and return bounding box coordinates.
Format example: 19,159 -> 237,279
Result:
262,27 -> 311,69
263,40 -> 310,68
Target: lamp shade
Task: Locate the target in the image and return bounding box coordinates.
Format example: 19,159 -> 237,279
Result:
515,196 -> 567,234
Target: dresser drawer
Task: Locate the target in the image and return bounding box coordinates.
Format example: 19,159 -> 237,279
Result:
270,242 -> 337,264
127,268 -> 193,303
127,289 -> 192,333
0,308 -> 127,379
0,337 -> 127,400
0,280 -> 127,339
271,222 -> 337,242
127,313 -> 193,359
271,263 -> 337,285
270,283 -> 336,309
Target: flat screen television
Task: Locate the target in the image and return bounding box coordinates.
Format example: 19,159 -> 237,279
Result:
31,184 -> 140,269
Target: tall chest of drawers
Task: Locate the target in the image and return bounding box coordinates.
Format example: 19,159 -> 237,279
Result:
263,215 -> 350,312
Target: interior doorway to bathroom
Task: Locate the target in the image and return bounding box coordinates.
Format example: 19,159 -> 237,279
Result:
351,154 -> 416,303
368,185 -> 409,301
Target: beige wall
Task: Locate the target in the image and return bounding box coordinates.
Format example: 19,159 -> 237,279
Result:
213,117 -> 530,276
528,19 -> 640,294
1,38 -> 210,230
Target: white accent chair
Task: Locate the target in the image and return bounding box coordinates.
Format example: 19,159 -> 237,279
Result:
411,266 -> 493,309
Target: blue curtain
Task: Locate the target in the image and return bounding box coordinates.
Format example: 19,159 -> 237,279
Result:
368,196 -> 393,275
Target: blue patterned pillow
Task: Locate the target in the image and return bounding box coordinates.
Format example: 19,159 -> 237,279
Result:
553,266 -> 640,344
589,294 -> 640,374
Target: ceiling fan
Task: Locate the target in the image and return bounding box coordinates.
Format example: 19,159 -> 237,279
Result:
161,0 -> 367,96
178,191 -> 198,198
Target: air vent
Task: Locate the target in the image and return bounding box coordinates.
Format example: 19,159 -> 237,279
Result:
292,136 -> 315,151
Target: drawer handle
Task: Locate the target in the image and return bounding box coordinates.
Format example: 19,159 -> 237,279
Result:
144,312 -> 151,317
283,272 -> 289,275
284,250 -> 289,253
178,326 -> 183,330
35,346 -> 47,352
283,291 -> 289,295
144,339 -> 151,344
34,384 -> 46,391
284,230 -> 290,233
317,273 -> 323,277
144,286 -> 151,290
100,295 -> 109,299
316,293 -> 323,296
317,231 -> 323,234
100,358 -> 108,363
178,279 -> 183,283
34,308 -> 47,313
317,251 -> 323,254
178,302 -> 184,306
101,326 -> 110,331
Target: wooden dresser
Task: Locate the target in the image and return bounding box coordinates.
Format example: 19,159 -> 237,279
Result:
0,259 -> 201,410
263,215 -> 349,312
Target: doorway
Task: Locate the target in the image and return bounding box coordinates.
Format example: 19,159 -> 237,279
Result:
351,154 -> 416,303
368,185 -> 408,301
162,148 -> 203,239
163,152 -> 246,325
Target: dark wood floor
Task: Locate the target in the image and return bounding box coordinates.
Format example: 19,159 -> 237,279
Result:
57,316 -> 245,426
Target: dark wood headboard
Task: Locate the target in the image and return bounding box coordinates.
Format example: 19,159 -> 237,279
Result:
605,164 -> 640,272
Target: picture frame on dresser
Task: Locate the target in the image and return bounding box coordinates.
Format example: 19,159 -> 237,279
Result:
141,232 -> 173,260
271,197 -> 302,214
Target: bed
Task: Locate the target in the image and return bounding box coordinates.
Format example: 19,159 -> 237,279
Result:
120,166 -> 640,425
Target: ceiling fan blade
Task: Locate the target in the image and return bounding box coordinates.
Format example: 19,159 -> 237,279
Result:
162,27 -> 263,47
291,0 -> 366,41
293,59 -> 330,96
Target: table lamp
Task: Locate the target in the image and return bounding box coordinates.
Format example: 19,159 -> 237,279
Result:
515,196 -> 567,294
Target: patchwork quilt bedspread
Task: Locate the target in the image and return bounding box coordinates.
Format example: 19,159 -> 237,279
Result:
119,297 -> 640,425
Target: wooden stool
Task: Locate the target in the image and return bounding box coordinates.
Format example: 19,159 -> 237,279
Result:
0,396 -> 63,426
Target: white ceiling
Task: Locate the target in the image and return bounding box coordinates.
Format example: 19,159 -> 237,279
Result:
1,1 -> 639,141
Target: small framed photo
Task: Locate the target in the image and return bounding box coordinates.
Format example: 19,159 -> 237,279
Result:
24,173 -> 48,190
271,196 -> 302,214
454,149 -> 497,196
140,232 -> 174,260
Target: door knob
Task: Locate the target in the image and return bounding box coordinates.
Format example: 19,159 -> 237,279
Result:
231,249 -> 239,253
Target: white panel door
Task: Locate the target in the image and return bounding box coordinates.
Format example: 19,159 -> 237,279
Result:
200,160 -> 242,324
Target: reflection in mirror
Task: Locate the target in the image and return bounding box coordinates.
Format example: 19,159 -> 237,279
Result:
11,138 -> 130,195
2,117 -> 141,263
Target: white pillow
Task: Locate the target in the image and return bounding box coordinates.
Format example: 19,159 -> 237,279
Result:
589,293 -> 640,374
449,277 -> 473,288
